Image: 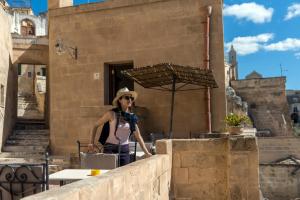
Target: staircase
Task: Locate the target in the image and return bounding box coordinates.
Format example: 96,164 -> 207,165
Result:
17,95 -> 44,120
0,119 -> 70,173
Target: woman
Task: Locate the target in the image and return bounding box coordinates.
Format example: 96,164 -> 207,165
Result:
88,87 -> 152,166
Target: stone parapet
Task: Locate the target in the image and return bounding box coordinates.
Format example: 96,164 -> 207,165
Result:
23,137 -> 259,200
171,137 -> 259,200
23,154 -> 171,200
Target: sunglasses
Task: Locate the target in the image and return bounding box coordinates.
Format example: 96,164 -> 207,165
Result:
122,96 -> 134,101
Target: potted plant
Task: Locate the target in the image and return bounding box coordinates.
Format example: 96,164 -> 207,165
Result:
225,113 -> 252,134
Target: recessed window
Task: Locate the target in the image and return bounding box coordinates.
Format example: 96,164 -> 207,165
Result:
104,62 -> 134,105
28,71 -> 32,78
0,85 -> 4,106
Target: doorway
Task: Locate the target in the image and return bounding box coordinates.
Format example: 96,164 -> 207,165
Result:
104,62 -> 134,105
17,64 -> 47,120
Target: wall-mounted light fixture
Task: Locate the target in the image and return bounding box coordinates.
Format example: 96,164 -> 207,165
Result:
55,38 -> 78,60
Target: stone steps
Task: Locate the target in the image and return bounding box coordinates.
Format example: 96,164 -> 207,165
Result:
0,152 -> 45,159
3,145 -> 48,152
13,129 -> 49,135
0,117 -> 69,173
15,123 -> 46,130
9,134 -> 49,140
6,139 -> 49,146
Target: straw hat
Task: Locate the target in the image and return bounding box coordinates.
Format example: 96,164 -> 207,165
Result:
112,87 -> 138,106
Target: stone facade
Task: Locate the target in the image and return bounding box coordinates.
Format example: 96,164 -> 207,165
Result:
48,0 -> 226,155
231,77 -> 293,136
0,4 -> 18,152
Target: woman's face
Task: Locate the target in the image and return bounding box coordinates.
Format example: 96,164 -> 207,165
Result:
118,95 -> 134,108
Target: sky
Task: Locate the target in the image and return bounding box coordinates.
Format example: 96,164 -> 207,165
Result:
15,0 -> 300,90
224,0 -> 300,90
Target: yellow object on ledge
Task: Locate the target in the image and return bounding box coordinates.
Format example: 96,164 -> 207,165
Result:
91,169 -> 101,176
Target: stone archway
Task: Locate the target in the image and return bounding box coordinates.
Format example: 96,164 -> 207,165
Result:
20,18 -> 35,36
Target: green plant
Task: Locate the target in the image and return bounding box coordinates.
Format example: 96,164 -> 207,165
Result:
225,113 -> 252,127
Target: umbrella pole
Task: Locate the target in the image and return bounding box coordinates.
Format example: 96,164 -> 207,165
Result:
169,75 -> 176,139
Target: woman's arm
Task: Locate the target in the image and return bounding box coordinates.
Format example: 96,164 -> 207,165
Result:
88,111 -> 112,151
134,125 -> 152,157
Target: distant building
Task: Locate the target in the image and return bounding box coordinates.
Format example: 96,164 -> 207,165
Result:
232,73 -> 293,136
245,71 -> 263,79
286,90 -> 300,124
228,45 -> 238,80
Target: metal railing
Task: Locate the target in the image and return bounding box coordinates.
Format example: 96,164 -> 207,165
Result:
0,153 -> 49,200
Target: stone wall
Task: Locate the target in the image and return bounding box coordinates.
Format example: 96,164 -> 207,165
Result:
169,137 -> 259,200
231,77 -> 293,136
24,138 -> 259,200
23,155 -> 171,200
260,165 -> 300,200
0,5 -> 17,151
258,137 -> 300,163
48,0 -> 226,155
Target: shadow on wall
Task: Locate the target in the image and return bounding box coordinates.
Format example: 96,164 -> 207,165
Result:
13,44 -> 49,65
1,55 -> 18,150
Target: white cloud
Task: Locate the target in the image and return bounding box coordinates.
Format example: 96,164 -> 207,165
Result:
223,2 -> 274,23
264,38 -> 300,51
285,3 -> 300,20
226,33 -> 274,55
295,52 -> 300,59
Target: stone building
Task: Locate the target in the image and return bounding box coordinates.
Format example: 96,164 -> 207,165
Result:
47,0 -> 226,154
0,0 -> 227,157
0,0 -> 49,156
0,1 -> 263,200
227,45 -> 238,81
0,0 -> 17,153
231,74 -> 293,136
224,45 -> 247,115
287,90 -> 300,125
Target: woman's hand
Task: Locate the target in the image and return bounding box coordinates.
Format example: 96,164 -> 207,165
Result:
144,152 -> 152,158
88,143 -> 96,152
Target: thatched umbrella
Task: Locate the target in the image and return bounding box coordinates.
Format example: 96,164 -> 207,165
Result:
122,63 -> 218,139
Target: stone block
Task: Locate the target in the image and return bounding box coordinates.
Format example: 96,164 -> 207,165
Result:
188,167 -> 216,184
156,139 -> 172,155
173,168 -> 189,184
173,139 -> 228,153
173,152 -> 181,168
230,136 -> 257,152
175,183 -> 214,199
180,152 -> 219,168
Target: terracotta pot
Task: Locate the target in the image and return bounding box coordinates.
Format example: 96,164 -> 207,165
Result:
228,126 -> 243,135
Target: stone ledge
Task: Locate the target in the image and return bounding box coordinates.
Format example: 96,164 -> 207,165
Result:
22,155 -> 171,200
